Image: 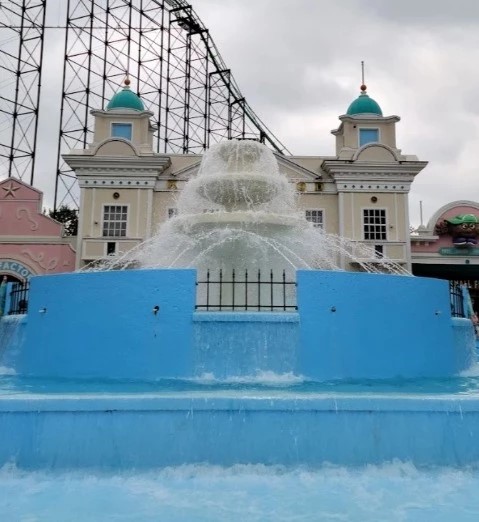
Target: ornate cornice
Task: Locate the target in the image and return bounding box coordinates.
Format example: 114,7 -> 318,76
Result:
79,178 -> 157,189
0,237 -> 74,244
321,160 -> 427,177
323,169 -> 417,193
63,154 -> 171,173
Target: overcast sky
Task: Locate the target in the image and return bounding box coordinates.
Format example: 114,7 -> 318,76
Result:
2,0 -> 478,226
193,0 -> 479,226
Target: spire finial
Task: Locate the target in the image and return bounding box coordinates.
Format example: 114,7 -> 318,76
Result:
124,51 -> 131,87
360,61 -> 367,92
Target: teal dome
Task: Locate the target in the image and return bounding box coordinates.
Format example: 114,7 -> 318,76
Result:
106,85 -> 144,111
347,91 -> 382,116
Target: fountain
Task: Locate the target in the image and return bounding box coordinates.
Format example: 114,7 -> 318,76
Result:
0,139 -> 479,519
102,139 -> 408,276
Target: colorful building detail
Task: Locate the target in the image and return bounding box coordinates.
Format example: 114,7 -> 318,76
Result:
0,178 -> 76,282
435,214 -> 479,248
411,202 -> 479,314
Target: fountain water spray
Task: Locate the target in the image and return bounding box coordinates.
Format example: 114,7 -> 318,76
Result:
86,139 -> 409,276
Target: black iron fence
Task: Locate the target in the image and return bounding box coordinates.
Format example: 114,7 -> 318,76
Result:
2,277 -> 469,318
449,281 -> 465,318
8,282 -> 29,315
196,269 -> 297,312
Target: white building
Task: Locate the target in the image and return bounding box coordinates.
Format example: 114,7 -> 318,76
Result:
64,81 -> 427,271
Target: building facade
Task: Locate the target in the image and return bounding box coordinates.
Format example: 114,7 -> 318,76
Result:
0,178 -> 76,282
65,82 -> 426,271
411,201 -> 479,311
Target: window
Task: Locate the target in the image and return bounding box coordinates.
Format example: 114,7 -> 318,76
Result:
106,242 -> 116,255
103,205 -> 127,237
363,209 -> 387,240
374,244 -> 384,258
111,123 -> 132,140
359,128 -> 379,147
305,210 -> 324,228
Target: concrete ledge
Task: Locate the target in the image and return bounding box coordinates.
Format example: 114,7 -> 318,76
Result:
193,312 -> 300,322
1,394 -> 479,469
0,394 -> 478,412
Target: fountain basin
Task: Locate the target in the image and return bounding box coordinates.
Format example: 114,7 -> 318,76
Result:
1,391 -> 479,468
172,212 -> 305,233
0,268 -> 477,471
195,172 -> 282,208
9,269 -> 474,381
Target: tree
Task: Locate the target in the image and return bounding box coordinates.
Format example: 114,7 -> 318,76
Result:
49,205 -> 78,237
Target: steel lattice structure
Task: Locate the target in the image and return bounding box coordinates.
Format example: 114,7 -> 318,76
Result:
0,0 -> 290,209
0,0 -> 46,184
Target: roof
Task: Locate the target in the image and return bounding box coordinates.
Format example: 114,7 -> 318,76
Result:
346,90 -> 382,116
106,85 -> 145,111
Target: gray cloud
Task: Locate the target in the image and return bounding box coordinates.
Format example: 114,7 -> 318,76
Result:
194,0 -> 479,225
3,0 -> 478,225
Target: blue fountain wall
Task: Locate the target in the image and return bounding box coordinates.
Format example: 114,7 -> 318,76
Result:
1,395 -> 479,469
0,269 -> 478,470
296,271 -> 475,379
10,269 -> 475,380
17,269 -> 196,379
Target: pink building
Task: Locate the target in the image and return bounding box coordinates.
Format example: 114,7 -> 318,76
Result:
0,178 -> 76,282
411,200 -> 479,309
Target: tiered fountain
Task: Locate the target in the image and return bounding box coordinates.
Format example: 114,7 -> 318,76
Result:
107,139 -> 408,276
0,139 -> 477,472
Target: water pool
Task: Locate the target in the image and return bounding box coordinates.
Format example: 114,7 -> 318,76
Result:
2,365 -> 479,397
1,463 -> 479,521
2,367 -> 479,519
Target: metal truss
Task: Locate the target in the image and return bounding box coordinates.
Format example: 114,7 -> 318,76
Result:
0,0 -> 46,184
1,0 -> 290,208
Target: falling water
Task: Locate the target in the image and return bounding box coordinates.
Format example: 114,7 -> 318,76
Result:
0,315 -> 25,373
84,139 -> 409,276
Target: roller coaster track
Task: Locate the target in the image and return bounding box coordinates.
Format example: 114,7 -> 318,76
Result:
0,0 -> 290,208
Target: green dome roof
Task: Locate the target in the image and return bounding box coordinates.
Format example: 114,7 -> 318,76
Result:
347,91 -> 382,116
106,85 -> 144,111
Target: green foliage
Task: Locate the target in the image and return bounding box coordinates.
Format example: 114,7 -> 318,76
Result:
49,205 -> 78,237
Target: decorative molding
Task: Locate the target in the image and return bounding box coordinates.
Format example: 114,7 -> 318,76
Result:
335,182 -> 411,193
80,178 -> 156,188
2,181 -> 20,198
16,207 -> 39,230
21,249 -> 58,271
92,137 -> 140,157
64,154 -> 171,173
0,237 -> 74,244
352,143 -> 400,161
321,160 -> 428,178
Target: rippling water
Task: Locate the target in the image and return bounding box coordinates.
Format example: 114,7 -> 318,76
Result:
2,366 -> 479,397
2,364 -> 479,519
1,462 -> 479,521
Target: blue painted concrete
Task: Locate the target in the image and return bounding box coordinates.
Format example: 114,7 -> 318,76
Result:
0,268 -> 478,470
297,271 -> 474,379
19,269 -> 196,379
0,393 -> 478,469
5,269 -> 475,380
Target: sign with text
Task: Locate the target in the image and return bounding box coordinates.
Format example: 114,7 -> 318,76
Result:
0,259 -> 35,280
